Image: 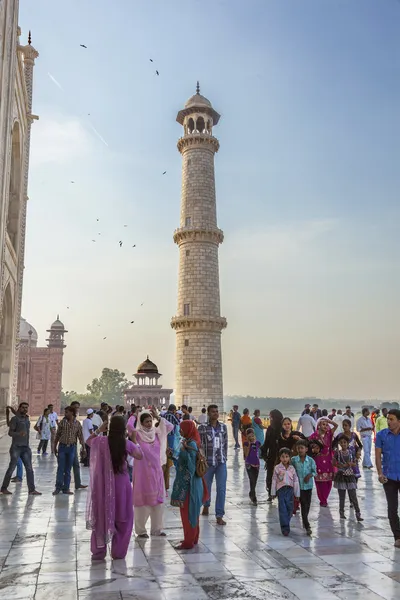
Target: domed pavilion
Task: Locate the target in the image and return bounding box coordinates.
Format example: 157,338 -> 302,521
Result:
124,356 -> 173,408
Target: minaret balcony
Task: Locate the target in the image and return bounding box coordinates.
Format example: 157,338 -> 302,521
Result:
177,134 -> 219,154
171,316 -> 227,332
173,227 -> 224,246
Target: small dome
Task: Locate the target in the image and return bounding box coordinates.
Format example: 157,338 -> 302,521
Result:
137,356 -> 158,374
184,93 -> 212,109
51,315 -> 65,329
20,317 -> 38,342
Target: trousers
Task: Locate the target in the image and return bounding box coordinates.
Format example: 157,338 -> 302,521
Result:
246,465 -> 259,501
134,504 -> 164,536
315,481 -> 332,505
50,428 -> 56,454
299,489 -> 312,529
72,444 -> 82,488
55,444 -> 76,492
278,485 -> 294,534
361,436 -> 373,468
383,479 -> 400,541
38,439 -> 49,454
1,445 -> 35,493
203,462 -> 227,518
180,493 -> 200,549
15,458 -> 23,480
232,425 -> 240,448
338,488 -> 360,514
266,458 -> 275,496
91,511 -> 133,560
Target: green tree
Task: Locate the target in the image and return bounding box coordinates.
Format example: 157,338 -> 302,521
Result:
86,368 -> 130,406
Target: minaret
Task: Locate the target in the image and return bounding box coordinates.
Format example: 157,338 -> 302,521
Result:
171,83 -> 227,413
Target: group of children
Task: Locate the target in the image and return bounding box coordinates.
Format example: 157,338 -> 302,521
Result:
243,427 -> 363,536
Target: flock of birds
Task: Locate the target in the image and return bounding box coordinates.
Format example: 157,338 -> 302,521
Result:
63,45 -> 162,341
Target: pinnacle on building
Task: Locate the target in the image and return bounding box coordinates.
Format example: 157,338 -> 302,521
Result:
171,83 -> 227,413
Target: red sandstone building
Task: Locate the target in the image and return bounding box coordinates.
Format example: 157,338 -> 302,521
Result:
17,316 -> 67,415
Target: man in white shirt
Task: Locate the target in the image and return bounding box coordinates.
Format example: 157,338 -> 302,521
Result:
356,407 -> 373,469
82,409 -> 94,466
344,406 -> 355,429
333,410 -> 344,437
197,407 -> 208,425
297,408 -> 316,438
48,404 -> 59,455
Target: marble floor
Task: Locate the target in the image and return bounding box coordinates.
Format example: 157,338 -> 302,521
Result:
0,432 -> 400,600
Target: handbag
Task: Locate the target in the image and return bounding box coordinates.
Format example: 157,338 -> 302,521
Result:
187,443 -> 208,478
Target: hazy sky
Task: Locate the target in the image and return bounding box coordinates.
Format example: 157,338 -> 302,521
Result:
19,0 -> 400,400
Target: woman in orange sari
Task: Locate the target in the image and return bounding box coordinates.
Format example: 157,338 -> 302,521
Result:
240,409 -> 252,457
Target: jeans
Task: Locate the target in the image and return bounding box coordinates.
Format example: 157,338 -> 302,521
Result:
277,485 -> 294,534
72,444 -> 81,489
38,439 -> 48,454
56,444 -> 76,492
16,458 -> 23,480
383,479 -> 400,540
1,445 -> 35,493
83,444 -> 91,467
246,465 -> 259,501
203,462 -> 227,518
361,436 -> 373,468
300,489 -> 312,529
232,425 -> 240,448
339,488 -> 360,514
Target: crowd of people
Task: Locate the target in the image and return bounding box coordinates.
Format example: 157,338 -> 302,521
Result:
0,400 -> 399,559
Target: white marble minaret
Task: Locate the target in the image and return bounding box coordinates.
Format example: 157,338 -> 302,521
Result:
171,83 -> 227,413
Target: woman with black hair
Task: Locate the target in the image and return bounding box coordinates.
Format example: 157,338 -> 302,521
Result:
261,409 -> 283,502
86,415 -> 143,560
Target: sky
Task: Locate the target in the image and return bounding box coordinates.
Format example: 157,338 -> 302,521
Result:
19,0 -> 400,400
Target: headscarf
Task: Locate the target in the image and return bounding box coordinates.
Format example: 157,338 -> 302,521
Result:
135,411 -> 172,467
316,417 -> 332,431
180,420 -> 201,447
86,436 -> 116,549
136,411 -> 157,443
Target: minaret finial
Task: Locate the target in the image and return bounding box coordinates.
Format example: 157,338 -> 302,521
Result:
28,30 -> 32,45
196,81 -> 200,95
57,314 -> 59,320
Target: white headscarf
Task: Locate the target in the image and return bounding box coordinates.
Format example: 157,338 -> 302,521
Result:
135,411 -> 171,466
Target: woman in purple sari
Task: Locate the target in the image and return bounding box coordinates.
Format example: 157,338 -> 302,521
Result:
86,415 -> 143,560
309,418 -> 338,506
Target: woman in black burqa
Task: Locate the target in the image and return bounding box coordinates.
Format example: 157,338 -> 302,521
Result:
260,409 -> 284,502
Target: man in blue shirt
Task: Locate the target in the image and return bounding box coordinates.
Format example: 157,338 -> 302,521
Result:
375,409 -> 400,548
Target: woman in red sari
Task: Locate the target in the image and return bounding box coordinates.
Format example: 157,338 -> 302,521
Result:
171,420 -> 208,549
309,418 -> 338,507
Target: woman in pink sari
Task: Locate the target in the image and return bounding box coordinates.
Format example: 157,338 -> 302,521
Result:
86,416 -> 143,560
309,418 -> 338,506
133,408 -> 174,538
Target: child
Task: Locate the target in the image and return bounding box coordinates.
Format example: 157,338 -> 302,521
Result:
271,447 -> 300,536
333,435 -> 363,522
291,440 -> 317,536
243,428 -> 261,505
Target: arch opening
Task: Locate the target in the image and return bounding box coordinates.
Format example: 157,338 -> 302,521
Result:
0,285 -> 14,415
7,123 -> 22,252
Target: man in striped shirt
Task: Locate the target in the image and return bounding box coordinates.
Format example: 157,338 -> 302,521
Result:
198,404 -> 228,526
53,406 -> 86,495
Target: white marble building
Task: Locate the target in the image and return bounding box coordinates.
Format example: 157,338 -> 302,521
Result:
171,84 -> 227,413
0,2 -> 39,420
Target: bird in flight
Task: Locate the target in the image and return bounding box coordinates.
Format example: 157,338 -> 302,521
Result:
92,240 -> 96,242
162,171 -> 166,175
103,337 -> 107,340
124,225 -> 127,227
141,302 -> 144,306
156,70 -> 159,76
71,181 -> 75,184
131,321 -> 134,324
150,58 -> 153,62
119,241 -> 123,247
67,306 -> 70,309
132,244 -> 136,248
80,44 -> 87,49
96,218 -> 99,221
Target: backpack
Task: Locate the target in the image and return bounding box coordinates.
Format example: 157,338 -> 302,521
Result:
187,443 -> 208,478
